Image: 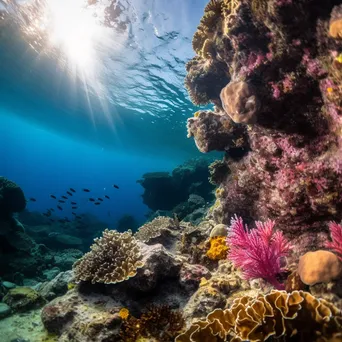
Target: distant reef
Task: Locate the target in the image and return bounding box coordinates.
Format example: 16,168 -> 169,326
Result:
137,157 -> 216,223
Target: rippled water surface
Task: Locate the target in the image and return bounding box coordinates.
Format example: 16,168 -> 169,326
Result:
0,0 -> 208,157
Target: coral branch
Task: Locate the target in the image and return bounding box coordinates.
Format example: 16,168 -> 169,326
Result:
325,221 -> 342,261
227,215 -> 291,289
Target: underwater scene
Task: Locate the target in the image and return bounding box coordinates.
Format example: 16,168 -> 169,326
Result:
1,0 -> 342,341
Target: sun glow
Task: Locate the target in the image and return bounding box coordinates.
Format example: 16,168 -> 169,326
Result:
42,0 -> 100,69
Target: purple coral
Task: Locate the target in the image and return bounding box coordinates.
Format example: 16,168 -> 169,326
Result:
325,221 -> 342,261
227,215 -> 291,289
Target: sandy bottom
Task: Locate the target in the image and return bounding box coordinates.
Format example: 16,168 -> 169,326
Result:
0,309 -> 49,342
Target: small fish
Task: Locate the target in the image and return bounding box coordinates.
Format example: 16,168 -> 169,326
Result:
50,208 -> 55,212
94,202 -> 101,205
72,206 -> 78,209
43,213 -> 49,217
61,196 -> 68,200
89,198 -> 95,202
72,212 -> 76,216
83,188 -> 90,192
49,218 -> 55,222
58,200 -> 65,203
113,184 -> 119,189
71,201 -> 77,205
108,211 -> 111,217
70,188 -> 76,193
66,191 -> 73,196
76,215 -> 82,219
50,195 -> 57,199
29,198 -> 37,202
105,195 -> 110,199
98,198 -> 103,202
58,219 -> 65,223
57,205 -> 63,211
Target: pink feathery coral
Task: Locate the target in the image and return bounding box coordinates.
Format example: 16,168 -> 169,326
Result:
325,221 -> 342,260
227,215 -> 291,289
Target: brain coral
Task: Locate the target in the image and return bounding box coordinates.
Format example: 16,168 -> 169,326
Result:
0,177 -> 26,218
176,290 -> 342,342
73,229 -> 144,284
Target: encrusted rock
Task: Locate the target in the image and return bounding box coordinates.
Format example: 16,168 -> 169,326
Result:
38,270 -> 74,301
3,287 -> 45,312
127,243 -> 182,292
298,250 -> 342,285
0,302 -> 11,319
179,263 -> 211,292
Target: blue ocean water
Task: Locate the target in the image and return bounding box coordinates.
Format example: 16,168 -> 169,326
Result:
0,0 -> 209,227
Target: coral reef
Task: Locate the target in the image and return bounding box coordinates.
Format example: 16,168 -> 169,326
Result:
185,0 -> 342,256
137,158 -> 215,219
176,290 -> 342,342
0,177 -> 26,219
73,229 -> 144,284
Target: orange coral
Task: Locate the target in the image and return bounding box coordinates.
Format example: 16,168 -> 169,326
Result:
119,308 -> 130,320
206,236 -> 229,260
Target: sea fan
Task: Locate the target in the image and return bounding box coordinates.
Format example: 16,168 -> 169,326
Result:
325,221 -> 342,260
227,215 -> 291,289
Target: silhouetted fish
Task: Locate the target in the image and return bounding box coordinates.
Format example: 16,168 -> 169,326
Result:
58,200 -> 65,203
83,188 -> 90,192
70,188 -> 76,193
113,184 -> 119,189
62,196 -> 68,199
105,195 -> 110,199
43,213 -> 49,217
71,201 -> 77,205
50,195 -> 57,199
29,198 -> 37,202
57,205 -> 63,211
66,191 -> 73,196
49,218 -> 55,222
108,211 -> 111,217
72,212 -> 76,216
72,206 -> 78,209
98,198 -> 103,202
94,202 -> 101,205
50,208 -> 55,212
89,198 -> 95,202
76,215 -> 82,219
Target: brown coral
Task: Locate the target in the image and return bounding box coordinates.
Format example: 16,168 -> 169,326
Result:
220,80 -> 260,124
73,229 -> 144,284
176,290 -> 342,342
120,305 -> 185,342
298,250 -> 342,286
135,216 -> 175,243
329,5 -> 342,39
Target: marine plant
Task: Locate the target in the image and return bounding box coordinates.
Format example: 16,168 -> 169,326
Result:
227,215 -> 291,289
325,221 -> 342,261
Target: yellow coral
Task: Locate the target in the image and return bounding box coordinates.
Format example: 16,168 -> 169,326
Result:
206,236 -> 229,260
67,282 -> 76,290
119,308 -> 130,320
336,54 -> 342,64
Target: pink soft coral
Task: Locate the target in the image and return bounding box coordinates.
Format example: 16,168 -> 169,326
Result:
227,215 -> 291,289
325,221 -> 342,261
